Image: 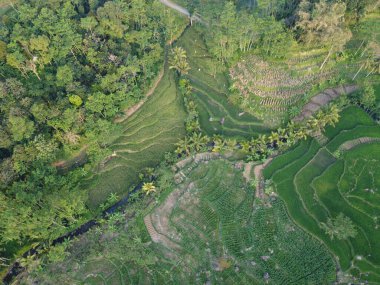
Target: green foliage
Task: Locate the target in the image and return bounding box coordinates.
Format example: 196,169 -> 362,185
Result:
0,0 -> 186,260
169,47 -> 190,75
8,114 -> 35,141
321,213 -> 358,240
295,0 -> 352,69
0,40 -> 6,60
361,81 -> 376,109
46,241 -> 71,263
266,106 -> 380,281
68,95 -> 83,107
257,17 -> 295,58
24,160 -> 335,284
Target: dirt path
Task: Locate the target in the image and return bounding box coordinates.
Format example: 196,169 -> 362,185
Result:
52,145 -> 88,174
338,137 -> 380,151
144,183 -> 197,258
243,162 -> 253,183
114,67 -> 165,123
159,0 -> 190,17
159,0 -> 204,23
253,158 -> 273,199
294,85 -> 358,122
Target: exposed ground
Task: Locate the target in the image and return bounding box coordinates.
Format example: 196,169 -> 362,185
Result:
294,85 -> 358,121
263,106 -> 380,284
253,158 -> 273,199
52,145 -> 88,173
114,67 -> 165,124
142,159 -> 335,284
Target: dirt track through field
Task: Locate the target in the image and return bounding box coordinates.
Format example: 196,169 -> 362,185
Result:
114,67 -> 165,123
338,137 -> 380,151
254,158 -> 273,199
294,85 -> 358,121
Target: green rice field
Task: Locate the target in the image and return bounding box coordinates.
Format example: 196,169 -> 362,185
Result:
177,28 -> 270,139
29,159 -> 335,284
264,106 -> 380,284
84,72 -> 186,208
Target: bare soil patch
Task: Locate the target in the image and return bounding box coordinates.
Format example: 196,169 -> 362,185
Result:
242,162 -> 253,183
52,145 -> 88,174
253,158 -> 273,199
144,183 -> 196,254
114,67 -> 165,123
339,137 -> 380,151
295,85 -> 358,122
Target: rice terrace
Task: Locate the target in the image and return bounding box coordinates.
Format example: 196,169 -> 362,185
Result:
0,0 -> 380,285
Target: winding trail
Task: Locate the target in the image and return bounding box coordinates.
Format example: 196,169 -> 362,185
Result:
159,0 -> 190,17
294,85 -> 358,122
254,158 -> 273,199
160,0 -> 204,24
114,67 -> 165,123
52,145 -> 88,173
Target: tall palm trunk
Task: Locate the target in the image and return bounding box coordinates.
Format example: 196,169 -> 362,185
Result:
320,48 -> 332,70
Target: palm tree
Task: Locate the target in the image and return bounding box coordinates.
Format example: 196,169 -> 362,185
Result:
276,128 -> 288,148
325,105 -> 340,127
268,131 -> 280,146
190,132 -> 208,151
286,131 -> 297,146
257,134 -> 268,153
225,138 -> 238,151
169,47 -> 190,75
212,135 -> 225,153
240,141 -> 251,153
295,127 -> 308,140
142,182 -> 156,195
307,117 -> 322,133
250,138 -> 260,152
175,137 -> 192,155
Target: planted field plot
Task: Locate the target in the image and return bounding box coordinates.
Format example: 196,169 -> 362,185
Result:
263,106 -> 380,284
85,73 -> 186,208
177,28 -> 270,138
142,159 -> 335,284
28,158 -> 335,284
229,50 -> 336,126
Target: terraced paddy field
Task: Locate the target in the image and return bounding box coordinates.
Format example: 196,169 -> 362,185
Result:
229,47 -> 338,126
263,106 -> 380,284
177,27 -> 270,139
84,72 -> 186,208
29,159 -> 335,284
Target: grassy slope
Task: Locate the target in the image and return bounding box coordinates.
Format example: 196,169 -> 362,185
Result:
177,27 -> 270,139
84,71 -> 186,208
29,159 -> 335,284
264,106 -> 380,283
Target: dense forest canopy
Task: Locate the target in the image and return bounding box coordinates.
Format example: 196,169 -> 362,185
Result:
0,0 -> 184,250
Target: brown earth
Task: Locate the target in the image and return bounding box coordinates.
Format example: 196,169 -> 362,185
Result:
253,158 -> 273,199
52,145 -> 88,174
338,137 -> 380,151
294,85 -> 358,122
114,67 -> 165,123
